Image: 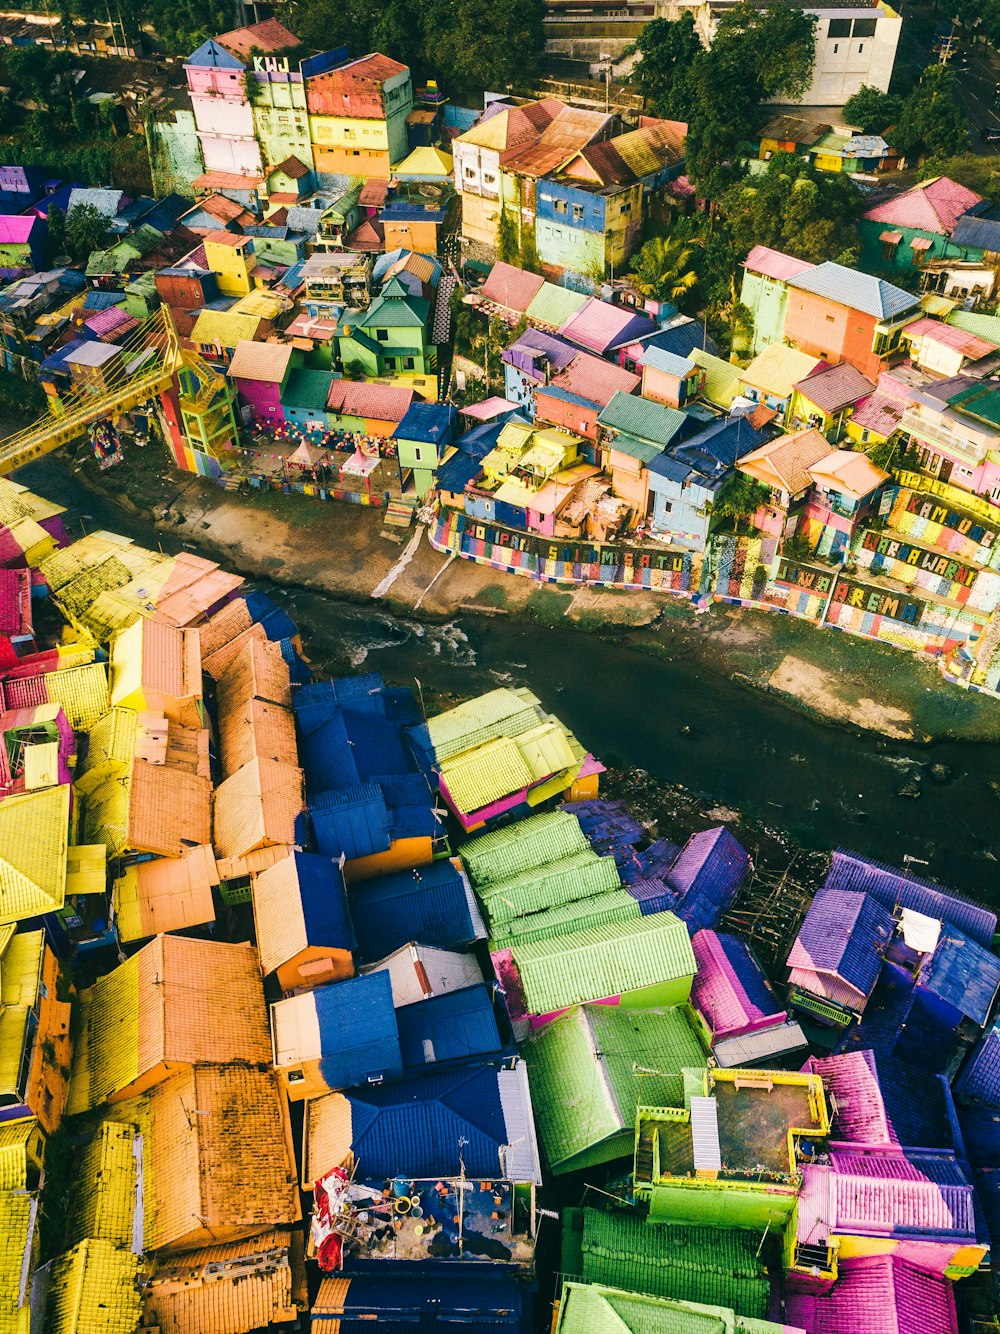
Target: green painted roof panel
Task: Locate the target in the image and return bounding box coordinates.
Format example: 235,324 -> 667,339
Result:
462,809 -> 588,886
597,391 -> 687,447
525,281 -> 588,329
478,848 -> 621,925
488,888 -> 640,947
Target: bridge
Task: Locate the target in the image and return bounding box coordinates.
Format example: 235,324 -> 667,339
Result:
0,307 -> 224,475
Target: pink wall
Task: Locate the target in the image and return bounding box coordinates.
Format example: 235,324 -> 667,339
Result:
234,377 -> 285,423
186,66 -> 248,98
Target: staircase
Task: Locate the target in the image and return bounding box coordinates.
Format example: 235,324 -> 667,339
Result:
634,1133 -> 654,1184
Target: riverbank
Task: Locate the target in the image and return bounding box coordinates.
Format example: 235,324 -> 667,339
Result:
25,438 -> 1000,745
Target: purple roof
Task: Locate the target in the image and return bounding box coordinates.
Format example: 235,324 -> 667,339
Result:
957,1023 -> 1000,1108
787,888 -> 894,998
624,876 -> 677,916
826,1149 -> 977,1240
666,826 -> 750,933
785,1255 -> 958,1334
559,298 -> 656,355
691,928 -> 785,1039
83,305 -> 134,338
825,850 -> 997,946
918,925 -> 1000,1027
502,327 -> 577,379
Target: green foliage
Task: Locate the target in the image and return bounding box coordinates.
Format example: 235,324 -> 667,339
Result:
46,206 -> 67,263
894,65 -> 968,160
65,203 -> 107,262
498,207 -> 519,265
842,84 -> 902,135
719,153 -> 862,267
627,15 -> 701,119
713,472 -> 771,534
917,152 -> 1000,195
626,234 -> 700,307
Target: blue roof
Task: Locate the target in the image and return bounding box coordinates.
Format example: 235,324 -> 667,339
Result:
667,827 -> 750,934
382,687 -> 422,726
631,836 -> 682,883
30,183 -> 76,217
642,318 -> 719,361
83,290 -> 127,311
393,401 -> 459,445
186,35 -> 245,68
259,606 -> 299,642
314,1275 -> 523,1327
952,216 -> 1000,252
337,1065 -> 509,1177
382,202 -> 447,223
314,971 -> 403,1090
825,850 -> 997,946
348,860 -> 483,960
624,877 -> 677,916
344,712 -> 411,779
502,327 -> 577,370
243,588 -> 280,622
375,771 -> 441,840
792,887 -> 894,996
293,850 -> 356,950
836,962 -> 963,1073
396,984 -> 503,1070
918,925 -> 1000,1026
787,261 -> 920,321
535,383 -> 599,411
958,1025 -> 1000,1109
958,1105 -> 1000,1166
297,706 -> 362,793
437,450 -> 485,493
641,346 -> 696,377
309,783 -> 392,861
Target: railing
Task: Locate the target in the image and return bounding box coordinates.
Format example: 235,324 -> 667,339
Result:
899,408 -> 987,466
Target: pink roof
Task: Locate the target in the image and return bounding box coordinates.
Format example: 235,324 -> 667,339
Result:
864,176 -> 983,237
326,379 -> 414,424
690,928 -> 784,1039
808,1051 -> 896,1146
904,316 -> 998,359
786,1256 -> 958,1334
551,351 -> 640,406
743,245 -> 816,282
850,393 -> 903,438
558,299 -> 637,354
460,397 -> 519,421
0,215 -> 37,245
83,306 -> 134,338
480,263 -> 545,313
828,1150 -> 976,1238
0,568 -> 31,637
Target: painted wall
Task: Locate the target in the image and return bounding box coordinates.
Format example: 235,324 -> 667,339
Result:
146,111 -> 204,200
858,220 -> 978,274
782,289 -> 884,380
536,218 -> 604,278
233,376 -> 285,422
785,6 -> 902,106
740,270 -> 791,356
648,1181 -> 796,1227
253,105 -> 314,171
648,476 -> 713,551
382,217 -> 439,253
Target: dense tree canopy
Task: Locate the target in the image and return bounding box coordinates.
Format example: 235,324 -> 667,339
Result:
626,235 -> 700,307
842,85 -> 902,135
719,153 -> 862,267
65,204 -> 108,262
893,64 -> 968,159
628,15 -> 702,119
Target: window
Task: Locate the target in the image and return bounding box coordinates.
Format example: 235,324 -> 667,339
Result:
572,204 -> 584,222
376,329 -> 389,341
828,18 -> 850,36
403,357 -> 415,369
288,1069 -> 305,1083
661,500 -> 673,513
384,357 -> 396,370
825,314 -> 835,323
484,173 -> 496,186
882,239 -> 899,263
859,43 -> 865,52
554,198 -> 567,214
412,445 -> 423,462
853,17 -> 877,36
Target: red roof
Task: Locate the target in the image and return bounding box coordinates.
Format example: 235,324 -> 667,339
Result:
743,245 -> 816,282
216,18 -> 300,58
864,176 -> 983,237
480,262 -> 545,314
326,380 -> 414,424
550,351 -> 639,407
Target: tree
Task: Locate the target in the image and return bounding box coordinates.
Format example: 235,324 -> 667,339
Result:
917,153 -> 1000,195
713,472 -> 771,534
428,0 -> 544,92
894,65 -> 968,160
842,84 -> 902,135
626,234 -> 700,307
497,207 -> 519,266
627,15 -> 702,119
46,206 -> 67,263
65,203 -> 107,262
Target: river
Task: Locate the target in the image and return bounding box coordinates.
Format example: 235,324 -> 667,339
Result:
22,460 -> 1000,901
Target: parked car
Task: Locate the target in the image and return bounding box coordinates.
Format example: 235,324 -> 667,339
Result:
981,125 -> 1000,142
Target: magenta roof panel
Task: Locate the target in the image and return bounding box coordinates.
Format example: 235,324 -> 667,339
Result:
552,352 -> 640,407
690,928 -> 785,1039
0,568 -> 31,638
0,215 -> 37,245
558,298 -> 654,355
850,393 -> 903,438
809,1050 -> 895,1146
828,1149 -> 976,1238
864,177 -> 983,236
786,1255 -> 958,1334
743,244 -> 816,282
83,305 -> 134,338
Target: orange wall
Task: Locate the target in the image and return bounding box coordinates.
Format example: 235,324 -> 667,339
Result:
313,144 -> 392,178
782,290 -> 883,380
383,218 -> 439,253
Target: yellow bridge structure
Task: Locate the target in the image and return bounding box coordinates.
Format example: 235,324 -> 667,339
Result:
0,308 -> 231,476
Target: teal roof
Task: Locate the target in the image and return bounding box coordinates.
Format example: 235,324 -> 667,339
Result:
511,914 -> 696,1014
557,1282 -> 792,1334
477,848 -> 621,926
947,379 -> 1000,429
525,1005 -> 707,1172
597,391 -> 687,447
564,1208 -> 772,1318
462,808 -> 589,886
947,309 -> 1000,345
488,888 -> 640,948
282,367 -> 333,412
608,433 -> 665,465
357,278 -> 430,330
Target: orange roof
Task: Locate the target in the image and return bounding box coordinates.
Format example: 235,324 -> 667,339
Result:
215,843 -> 294,881
219,696 -> 297,779
116,1064 -> 301,1253
217,635 -> 292,715
215,17 -> 300,58
128,760 -> 212,857
204,229 -> 252,249
807,448 -> 889,500
199,598 -> 254,661
112,844 -> 218,943
738,426 -> 831,496
203,622 -> 271,681
213,757 -> 304,860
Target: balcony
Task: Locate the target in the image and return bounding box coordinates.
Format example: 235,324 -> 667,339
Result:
900,408 -> 988,466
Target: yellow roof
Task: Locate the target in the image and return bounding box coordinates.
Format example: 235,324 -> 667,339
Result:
189,308 -> 263,346
43,1239 -> 143,1334
231,287 -> 287,320
691,350 -> 741,409
107,1065 -> 301,1253
65,1121 -> 139,1249
65,845 -> 108,898
0,478 -> 65,524
112,845 -> 218,943
251,853 -> 313,976
0,1007 -> 29,1100
36,662 -> 110,732
74,708 -> 138,795
0,1120 -> 42,1192
0,785 -> 69,925
739,343 -> 821,400
395,145 -> 453,176
0,1190 -> 34,1333
0,930 -> 43,1007
142,1232 -> 303,1333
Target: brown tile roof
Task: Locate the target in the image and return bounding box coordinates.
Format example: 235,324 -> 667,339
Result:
219,696 -> 298,779
739,426 -> 831,496
142,1231 -> 305,1332
215,17 -> 300,58
227,341 -> 295,385
128,761 -> 212,857
203,229 -> 252,249
203,622 -> 272,681
199,599 -> 253,661
274,155 -> 310,180
213,757 -> 304,861
326,379 -> 415,423
116,1064 -> 301,1253
217,635 -> 292,715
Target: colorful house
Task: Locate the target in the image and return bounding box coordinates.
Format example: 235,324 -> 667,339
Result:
305,53 -> 413,179
786,886 -> 895,1026
109,617 -> 203,727
859,176 -> 984,274
690,928 -> 787,1042
392,401 -> 458,497
467,418 -> 593,534
640,346 -> 701,409
282,367 -> 334,431
737,426 -> 837,539
202,230 -> 257,296
0,928 -> 73,1134
757,113 -> 832,159
738,343 -> 823,422
524,1003 -> 707,1174
325,380 -> 414,439
783,261 -> 922,380
900,317 -> 999,379
896,376 -> 1000,502
381,201 -> 447,255
252,850 -> 355,992
227,340 -> 298,422
535,352 -> 640,456
337,277 -> 433,378
788,362 -> 876,440
740,245 -> 816,356
597,390 -> 687,519
557,1283 -> 803,1334
787,1256 -> 957,1334
346,860 -> 485,961
0,216 -> 46,272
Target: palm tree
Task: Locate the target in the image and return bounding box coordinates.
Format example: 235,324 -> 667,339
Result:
626,235 -> 699,306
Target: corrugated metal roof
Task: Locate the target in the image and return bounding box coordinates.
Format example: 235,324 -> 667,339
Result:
480,262 -> 545,313
597,391 -> 686,447
918,924 -> 1000,1026
348,860 -> 486,961
864,177 -> 982,236
787,887 -> 894,997
788,262 -> 920,321
524,281 -> 587,329
828,1149 -> 976,1238
226,340 -> 294,384
396,983 -> 503,1069
712,1021 -> 808,1069
559,299 -> 656,355
786,1255 -> 958,1334
795,362 -> 876,412
667,826 -> 749,934
690,929 -> 783,1039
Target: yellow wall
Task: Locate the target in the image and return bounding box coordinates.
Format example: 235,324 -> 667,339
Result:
309,114 -> 390,151
313,143 -> 391,178
204,241 -> 257,298
460,190 -> 501,249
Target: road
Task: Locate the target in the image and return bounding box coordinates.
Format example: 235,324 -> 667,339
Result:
895,4 -> 1000,154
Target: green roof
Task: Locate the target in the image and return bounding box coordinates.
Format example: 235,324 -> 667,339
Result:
946,379 -> 1000,429
357,279 -> 430,330
947,309 -> 1000,345
422,688 -> 542,763
511,914 -> 696,1014
525,281 -> 588,329
608,433 -> 665,465
597,391 -> 687,447
691,351 -> 741,410
557,1282 -> 791,1334
282,368 -> 333,412
478,848 -> 621,926
462,808 -> 588,886
563,1208 -> 771,1319
488,887 -> 640,948
524,1005 -> 707,1173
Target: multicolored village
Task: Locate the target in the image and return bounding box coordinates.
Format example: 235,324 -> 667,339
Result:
3,0 -> 1000,1330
